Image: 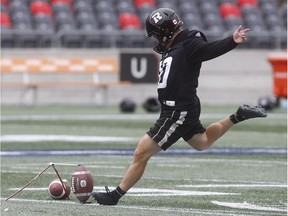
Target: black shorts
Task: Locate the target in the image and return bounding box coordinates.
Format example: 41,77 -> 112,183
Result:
147,106 -> 206,151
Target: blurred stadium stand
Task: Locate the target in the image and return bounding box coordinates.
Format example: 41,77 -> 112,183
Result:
0,0 -> 287,49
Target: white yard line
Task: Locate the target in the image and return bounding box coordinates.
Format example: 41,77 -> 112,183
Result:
1,113 -> 285,121
1,114 -> 158,121
2,169 -> 285,186
1,135 -> 137,142
150,158 -> 287,166
212,201 -> 287,213
1,197 -> 282,216
2,148 -> 286,157
7,186 -> 240,197
0,197 -> 236,216
177,184 -> 287,188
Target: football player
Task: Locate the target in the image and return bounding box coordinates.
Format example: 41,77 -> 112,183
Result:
92,8 -> 267,205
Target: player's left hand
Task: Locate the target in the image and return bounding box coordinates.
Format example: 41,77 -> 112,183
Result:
233,25 -> 250,44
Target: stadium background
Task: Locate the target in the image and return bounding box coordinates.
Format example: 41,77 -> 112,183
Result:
1,0 -> 287,107
1,1 -> 287,215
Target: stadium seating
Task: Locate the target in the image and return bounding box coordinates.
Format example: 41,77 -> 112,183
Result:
94,1 -> 114,14
134,0 -> 156,9
0,0 -> 9,7
52,2 -> 71,14
182,13 -> 203,30
237,0 -> 258,7
98,11 -> 119,30
1,27 -> 15,48
51,0 -> 73,6
119,13 -> 141,29
0,0 -> 286,48
0,12 -> 11,28
219,3 -> 241,19
30,1 -> 53,16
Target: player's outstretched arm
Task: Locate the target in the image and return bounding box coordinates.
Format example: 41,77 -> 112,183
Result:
233,25 -> 250,44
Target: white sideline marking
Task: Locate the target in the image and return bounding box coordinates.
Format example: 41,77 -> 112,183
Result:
151,158 -> 287,166
0,114 -> 158,121
100,187 -> 239,197
10,158 -> 286,168
1,135 -> 137,142
1,113 -> 285,121
212,201 -> 287,212
8,186 -> 240,197
1,197 -> 281,216
177,184 -> 287,188
0,198 -> 239,216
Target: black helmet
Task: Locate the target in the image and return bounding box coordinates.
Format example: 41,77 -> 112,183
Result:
146,8 -> 183,53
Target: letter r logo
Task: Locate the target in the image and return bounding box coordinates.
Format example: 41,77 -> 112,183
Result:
152,12 -> 163,24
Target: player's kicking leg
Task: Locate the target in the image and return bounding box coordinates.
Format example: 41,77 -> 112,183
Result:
187,104 -> 267,151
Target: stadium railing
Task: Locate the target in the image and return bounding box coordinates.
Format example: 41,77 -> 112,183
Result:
1,29 -> 287,49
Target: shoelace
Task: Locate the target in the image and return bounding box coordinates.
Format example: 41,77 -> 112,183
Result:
105,186 -> 111,194
104,186 -> 118,203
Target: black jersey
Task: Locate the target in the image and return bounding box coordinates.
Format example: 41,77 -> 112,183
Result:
157,29 -> 238,110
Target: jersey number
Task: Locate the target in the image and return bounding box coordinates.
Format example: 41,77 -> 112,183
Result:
158,57 -> 172,89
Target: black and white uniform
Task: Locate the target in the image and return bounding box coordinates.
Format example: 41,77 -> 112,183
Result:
147,29 -> 238,150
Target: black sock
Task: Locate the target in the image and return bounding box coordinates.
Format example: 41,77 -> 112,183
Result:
111,186 -> 126,200
230,113 -> 246,124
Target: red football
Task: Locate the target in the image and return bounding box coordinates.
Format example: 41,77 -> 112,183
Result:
48,179 -> 70,200
71,165 -> 94,203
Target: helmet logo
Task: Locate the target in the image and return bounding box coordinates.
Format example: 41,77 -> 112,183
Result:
151,12 -> 163,24
173,19 -> 177,25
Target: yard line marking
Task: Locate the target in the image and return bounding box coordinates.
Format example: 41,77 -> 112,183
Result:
0,114 -> 158,121
94,187 -> 240,197
117,204 -> 278,216
0,197 -> 278,216
1,148 -> 286,157
181,179 -> 287,185
2,169 -> 285,185
2,164 -> 125,170
151,158 -> 287,165
8,188 -> 48,191
2,169 -> 125,179
1,113 -> 285,121
1,135 -> 137,142
3,160 -> 124,167
7,186 -> 240,197
212,201 -> 287,213
177,184 -> 287,188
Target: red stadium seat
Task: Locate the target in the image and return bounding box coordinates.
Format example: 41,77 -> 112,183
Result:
237,0 -> 258,7
119,13 -> 141,29
219,3 -> 241,19
134,0 -> 156,9
51,0 -> 73,6
30,1 -> 53,16
0,0 -> 9,7
0,12 -> 11,27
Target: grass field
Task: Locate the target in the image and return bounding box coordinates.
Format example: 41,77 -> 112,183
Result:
1,105 -> 287,216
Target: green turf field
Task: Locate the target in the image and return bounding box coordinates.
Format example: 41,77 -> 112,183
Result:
1,105 -> 287,216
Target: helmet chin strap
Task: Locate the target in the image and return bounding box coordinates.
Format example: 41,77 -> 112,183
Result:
153,32 -> 178,54
153,40 -> 170,54
153,44 -> 165,54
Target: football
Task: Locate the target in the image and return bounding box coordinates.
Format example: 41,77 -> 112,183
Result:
48,179 -> 70,200
71,165 -> 94,203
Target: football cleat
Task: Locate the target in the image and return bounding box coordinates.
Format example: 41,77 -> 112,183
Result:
91,186 -> 118,206
231,104 -> 267,124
